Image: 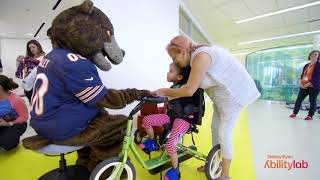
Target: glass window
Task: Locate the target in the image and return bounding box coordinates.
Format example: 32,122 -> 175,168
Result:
179,8 -> 209,44
246,44 -> 313,102
179,9 -> 189,35
192,25 -> 209,44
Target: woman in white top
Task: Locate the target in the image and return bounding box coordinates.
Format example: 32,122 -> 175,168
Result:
155,35 -> 260,180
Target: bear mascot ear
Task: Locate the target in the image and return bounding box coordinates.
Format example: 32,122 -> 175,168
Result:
80,0 -> 94,14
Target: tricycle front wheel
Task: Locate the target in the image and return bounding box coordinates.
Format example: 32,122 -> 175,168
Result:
89,157 -> 136,180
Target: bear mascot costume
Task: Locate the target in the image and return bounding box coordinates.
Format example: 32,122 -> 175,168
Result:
23,0 -> 151,174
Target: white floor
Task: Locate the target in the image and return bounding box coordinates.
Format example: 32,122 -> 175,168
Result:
248,100 -> 320,180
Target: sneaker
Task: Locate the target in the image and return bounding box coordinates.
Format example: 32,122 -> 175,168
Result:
164,167 -> 180,180
197,165 -> 205,172
139,138 -> 159,154
289,113 -> 296,118
304,116 -> 313,120
217,177 -> 231,180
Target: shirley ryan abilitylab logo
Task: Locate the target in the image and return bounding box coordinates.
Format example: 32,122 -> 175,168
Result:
264,154 -> 309,170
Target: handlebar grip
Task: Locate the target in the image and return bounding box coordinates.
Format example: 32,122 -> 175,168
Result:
129,96 -> 168,118
139,96 -> 168,103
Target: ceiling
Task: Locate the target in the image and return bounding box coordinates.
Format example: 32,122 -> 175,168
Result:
183,0 -> 320,53
0,0 -> 319,53
0,0 -> 82,39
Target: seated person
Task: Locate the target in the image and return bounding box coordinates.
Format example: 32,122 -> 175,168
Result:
139,63 -> 191,180
0,75 -> 29,151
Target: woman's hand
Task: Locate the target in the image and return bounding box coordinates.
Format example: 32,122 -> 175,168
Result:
301,82 -> 313,89
0,119 -> 11,127
307,82 -> 313,87
16,55 -> 25,62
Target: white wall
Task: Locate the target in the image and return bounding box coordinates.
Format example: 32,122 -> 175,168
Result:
0,38 -> 52,94
93,0 -> 179,114
0,1 -> 179,115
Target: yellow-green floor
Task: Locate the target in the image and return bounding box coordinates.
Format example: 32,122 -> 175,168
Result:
0,104 -> 256,180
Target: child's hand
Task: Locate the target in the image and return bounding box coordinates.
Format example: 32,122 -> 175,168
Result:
149,91 -> 157,96
0,119 -> 11,127
155,88 -> 166,96
168,96 -> 176,101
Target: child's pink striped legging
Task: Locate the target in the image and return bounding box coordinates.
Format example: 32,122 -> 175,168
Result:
141,114 -> 190,156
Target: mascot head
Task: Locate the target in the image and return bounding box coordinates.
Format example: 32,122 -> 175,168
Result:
47,0 -> 124,71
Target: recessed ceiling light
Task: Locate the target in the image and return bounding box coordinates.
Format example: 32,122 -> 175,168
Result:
26,33 -> 33,36
233,52 -> 251,56
238,30 -> 320,45
236,1 -> 320,24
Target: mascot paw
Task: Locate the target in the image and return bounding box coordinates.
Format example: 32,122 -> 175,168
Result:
137,90 -> 152,99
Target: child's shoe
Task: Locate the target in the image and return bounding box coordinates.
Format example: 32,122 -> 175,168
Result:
138,138 -> 159,154
164,167 -> 180,180
216,176 -> 231,180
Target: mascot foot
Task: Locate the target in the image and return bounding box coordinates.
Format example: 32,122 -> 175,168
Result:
22,135 -> 51,150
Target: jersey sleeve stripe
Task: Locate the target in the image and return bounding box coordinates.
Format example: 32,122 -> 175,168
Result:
79,85 -> 100,101
82,85 -> 105,103
75,87 -> 93,97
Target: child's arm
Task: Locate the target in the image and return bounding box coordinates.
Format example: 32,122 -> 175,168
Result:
11,96 -> 29,124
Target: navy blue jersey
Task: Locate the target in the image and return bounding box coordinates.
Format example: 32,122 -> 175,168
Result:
30,48 -> 108,141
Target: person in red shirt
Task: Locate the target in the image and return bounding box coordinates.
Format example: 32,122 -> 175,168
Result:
289,50 -> 320,120
0,75 -> 29,151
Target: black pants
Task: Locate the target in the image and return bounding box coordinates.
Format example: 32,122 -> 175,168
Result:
24,89 -> 33,103
293,88 -> 320,117
0,123 -> 27,150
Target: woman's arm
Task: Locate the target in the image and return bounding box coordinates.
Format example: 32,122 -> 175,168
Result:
15,58 -> 25,79
310,61 -> 320,88
156,52 -> 212,97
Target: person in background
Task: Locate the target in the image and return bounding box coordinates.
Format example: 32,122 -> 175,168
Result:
154,35 -> 260,180
15,39 -> 45,102
289,50 -> 320,120
0,58 -> 3,73
0,75 -> 29,151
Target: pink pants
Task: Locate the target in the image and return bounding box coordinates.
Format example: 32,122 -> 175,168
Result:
141,114 -> 190,155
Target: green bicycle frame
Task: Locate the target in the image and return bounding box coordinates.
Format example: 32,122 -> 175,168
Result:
114,117 -> 207,179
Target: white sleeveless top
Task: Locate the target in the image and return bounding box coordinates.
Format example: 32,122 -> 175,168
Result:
191,45 -> 260,107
